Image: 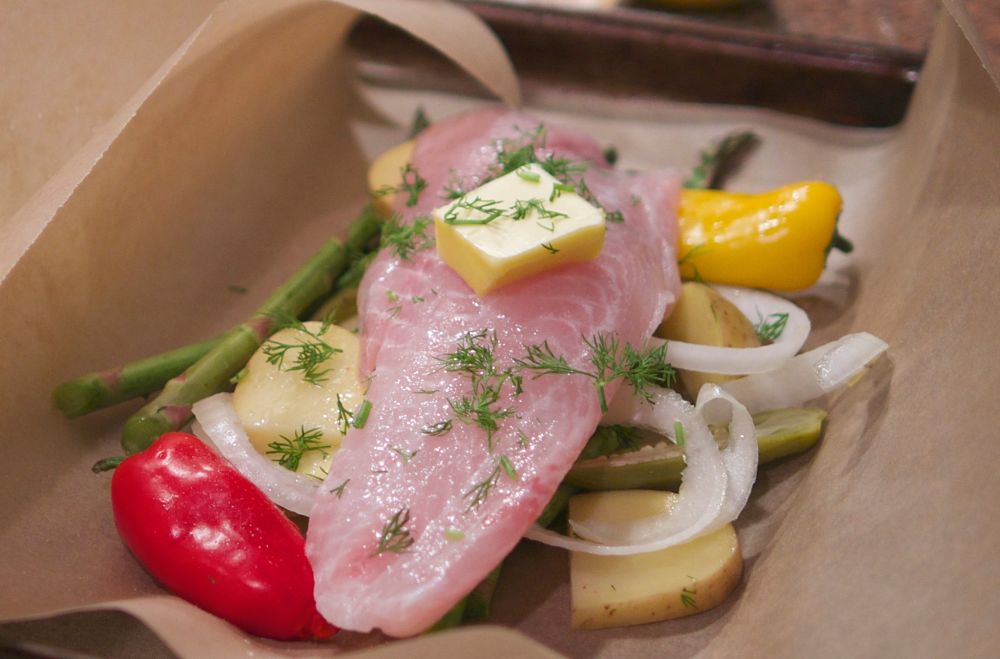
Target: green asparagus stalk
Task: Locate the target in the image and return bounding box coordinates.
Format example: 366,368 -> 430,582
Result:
683,130 -> 758,190
461,565 -> 502,622
53,335 -> 224,418
120,239 -> 351,454
55,208 -> 383,421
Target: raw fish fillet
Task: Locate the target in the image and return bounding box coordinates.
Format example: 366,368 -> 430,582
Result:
306,108 -> 681,636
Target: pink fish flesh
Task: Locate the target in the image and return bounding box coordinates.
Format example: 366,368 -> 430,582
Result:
306,107 -> 682,636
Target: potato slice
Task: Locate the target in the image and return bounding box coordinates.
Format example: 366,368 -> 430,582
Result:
232,322 -> 364,480
569,490 -> 742,629
656,281 -> 760,397
368,139 -> 415,216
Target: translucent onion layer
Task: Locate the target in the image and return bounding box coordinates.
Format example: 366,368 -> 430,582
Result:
192,393 -> 319,517
654,286 -> 810,375
524,384 -> 757,555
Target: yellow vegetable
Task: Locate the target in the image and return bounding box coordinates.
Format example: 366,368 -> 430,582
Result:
368,140 -> 414,216
656,281 -> 760,396
569,490 -> 742,628
232,322 -> 364,480
677,182 -> 845,291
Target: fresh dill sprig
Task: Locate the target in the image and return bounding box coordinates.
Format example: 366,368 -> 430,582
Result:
373,508 -> 415,556
266,426 -> 330,472
754,311 -> 790,343
437,330 -> 523,449
516,334 -> 675,412
510,198 -> 568,221
262,316 -> 340,385
380,215 -> 433,260
335,394 -> 353,435
443,197 -> 505,225
373,164 -> 427,208
329,478 -> 350,498
541,242 -> 559,254
464,455 -> 518,511
681,586 -> 698,609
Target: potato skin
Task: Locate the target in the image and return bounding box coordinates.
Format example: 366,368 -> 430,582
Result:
368,140 -> 415,216
569,491 -> 744,629
657,281 -> 760,397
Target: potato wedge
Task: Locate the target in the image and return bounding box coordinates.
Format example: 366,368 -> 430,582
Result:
657,281 -> 760,397
368,139 -> 415,216
232,321 -> 364,480
569,490 -> 742,629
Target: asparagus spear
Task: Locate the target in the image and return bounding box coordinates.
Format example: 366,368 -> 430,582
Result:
683,130 -> 758,190
53,335 -> 224,419
54,208 -> 383,421
120,239 -> 351,454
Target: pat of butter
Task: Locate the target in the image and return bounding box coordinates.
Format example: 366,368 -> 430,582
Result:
433,164 -> 605,295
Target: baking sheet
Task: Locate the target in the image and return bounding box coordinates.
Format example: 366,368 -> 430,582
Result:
1,0 -> 998,657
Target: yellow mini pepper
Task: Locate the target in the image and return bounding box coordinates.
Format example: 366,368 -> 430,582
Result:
677,182 -> 848,291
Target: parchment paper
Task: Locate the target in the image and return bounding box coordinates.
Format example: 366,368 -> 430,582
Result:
1,0 -> 998,657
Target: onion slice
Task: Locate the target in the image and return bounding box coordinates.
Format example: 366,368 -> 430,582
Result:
524,385 -> 757,555
192,393 -> 319,517
653,286 -> 810,375
722,332 -> 889,414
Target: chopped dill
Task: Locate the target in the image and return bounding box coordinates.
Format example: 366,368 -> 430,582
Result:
516,334 -> 675,412
352,399 -> 373,428
266,426 -> 330,472
443,197 -> 505,225
510,198 -> 567,221
673,421 -> 686,447
437,330 -> 523,450
464,455 -> 517,511
329,478 -> 350,498
605,209 -> 625,223
262,315 -> 339,385
541,242 -> 559,254
549,181 -> 575,202
754,311 -> 790,343
681,586 -> 698,609
517,168 -> 541,183
373,508 -> 415,555
380,215 -> 433,260
373,163 -> 427,208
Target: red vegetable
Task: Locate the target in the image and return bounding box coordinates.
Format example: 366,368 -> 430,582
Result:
111,432 -> 336,641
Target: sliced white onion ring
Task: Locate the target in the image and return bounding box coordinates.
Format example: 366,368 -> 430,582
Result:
524,385 -> 757,555
653,286 -> 810,375
721,332 -> 888,414
192,393 -> 319,516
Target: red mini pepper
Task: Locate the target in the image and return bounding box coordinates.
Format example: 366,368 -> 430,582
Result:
111,432 -> 336,641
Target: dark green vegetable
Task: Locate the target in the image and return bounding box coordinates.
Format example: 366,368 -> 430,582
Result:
566,408 -> 827,491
